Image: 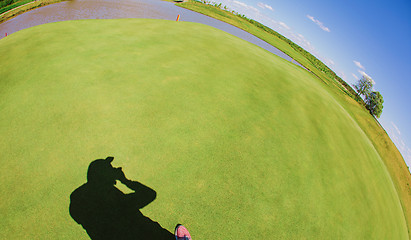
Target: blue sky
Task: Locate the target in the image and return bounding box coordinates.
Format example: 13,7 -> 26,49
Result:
212,0 -> 411,168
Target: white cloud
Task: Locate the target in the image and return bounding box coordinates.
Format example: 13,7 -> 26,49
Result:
217,0 -> 322,63
391,122 -> 401,135
353,60 -> 365,70
219,0 -> 285,38
387,123 -> 411,170
306,15 -> 330,32
306,15 -> 315,21
232,0 -> 259,13
317,56 -> 335,67
358,70 -> 375,84
278,21 -> 290,30
352,73 -> 359,80
233,0 -> 247,7
257,2 -> 273,11
290,32 -> 315,53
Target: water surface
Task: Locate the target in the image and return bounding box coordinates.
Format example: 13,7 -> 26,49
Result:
0,0 -> 304,67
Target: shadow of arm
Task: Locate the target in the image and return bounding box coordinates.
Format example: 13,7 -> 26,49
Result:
121,179 -> 157,209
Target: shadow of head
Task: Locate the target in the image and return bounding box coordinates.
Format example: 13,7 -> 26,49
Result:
69,157 -> 174,240
86,157 -> 118,186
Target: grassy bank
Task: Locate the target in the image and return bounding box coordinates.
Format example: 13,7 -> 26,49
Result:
176,1 -> 411,233
1,0 -> 33,14
176,0 -> 361,102
0,0 -> 66,23
326,83 -> 411,234
0,19 -> 408,239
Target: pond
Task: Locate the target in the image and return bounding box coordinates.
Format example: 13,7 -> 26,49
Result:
0,0 -> 304,67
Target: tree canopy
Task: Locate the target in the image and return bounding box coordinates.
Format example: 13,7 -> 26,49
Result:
353,75 -> 384,118
354,75 -> 374,97
365,91 -> 384,118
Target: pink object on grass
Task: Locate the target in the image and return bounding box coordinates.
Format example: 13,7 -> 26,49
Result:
175,224 -> 192,240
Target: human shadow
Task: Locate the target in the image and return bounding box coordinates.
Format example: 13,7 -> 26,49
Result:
69,157 -> 174,240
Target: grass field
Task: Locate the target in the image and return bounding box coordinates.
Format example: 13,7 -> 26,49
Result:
0,19 -> 408,239
175,1 -> 351,93
177,1 -> 411,233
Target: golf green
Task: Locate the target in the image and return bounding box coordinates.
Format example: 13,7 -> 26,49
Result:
0,19 -> 408,239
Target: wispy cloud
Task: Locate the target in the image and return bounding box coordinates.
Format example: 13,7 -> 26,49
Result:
353,60 -> 365,70
388,122 -> 411,170
391,122 -> 401,135
291,33 -> 315,53
352,73 -> 359,80
220,0 -> 283,36
316,56 -> 335,68
232,0 -> 259,13
257,2 -> 273,11
306,15 -> 330,32
261,19 -> 315,53
266,19 -> 308,47
278,21 -> 290,30
218,0 -> 321,63
358,70 -> 375,84
233,0 -> 247,7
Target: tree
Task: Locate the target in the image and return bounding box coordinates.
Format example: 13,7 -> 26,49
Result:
365,91 -> 384,118
354,75 -> 374,97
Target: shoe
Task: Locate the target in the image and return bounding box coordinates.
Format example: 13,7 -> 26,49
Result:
175,224 -> 192,240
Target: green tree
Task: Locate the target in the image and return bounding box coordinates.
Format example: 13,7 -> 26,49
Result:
354,75 -> 374,97
365,91 -> 384,118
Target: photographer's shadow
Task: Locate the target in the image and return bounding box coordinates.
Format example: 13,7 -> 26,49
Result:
69,157 -> 174,240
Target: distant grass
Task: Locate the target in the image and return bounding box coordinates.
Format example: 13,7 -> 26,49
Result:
176,0 -> 361,102
0,19 -> 408,239
0,0 -> 65,23
176,0 -> 411,233
325,83 -> 411,235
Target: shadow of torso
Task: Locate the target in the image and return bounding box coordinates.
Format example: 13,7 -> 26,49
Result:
69,181 -> 173,240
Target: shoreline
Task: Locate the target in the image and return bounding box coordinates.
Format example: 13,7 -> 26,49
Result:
0,0 -> 67,24
175,2 -> 307,70
174,1 -> 362,100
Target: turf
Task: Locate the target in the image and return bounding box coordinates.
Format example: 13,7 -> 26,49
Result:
177,1 -> 411,233
176,1 -> 334,83
177,1 -> 361,101
0,19 -> 408,239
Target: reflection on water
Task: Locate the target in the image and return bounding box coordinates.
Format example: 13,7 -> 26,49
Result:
0,0 -> 304,66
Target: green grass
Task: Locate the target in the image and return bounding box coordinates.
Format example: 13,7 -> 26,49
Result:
0,19 -> 408,239
177,1 -> 411,233
176,0 -> 360,101
323,81 -> 411,235
0,0 -> 33,14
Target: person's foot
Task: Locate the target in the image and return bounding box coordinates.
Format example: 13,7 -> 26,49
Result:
175,224 -> 192,240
